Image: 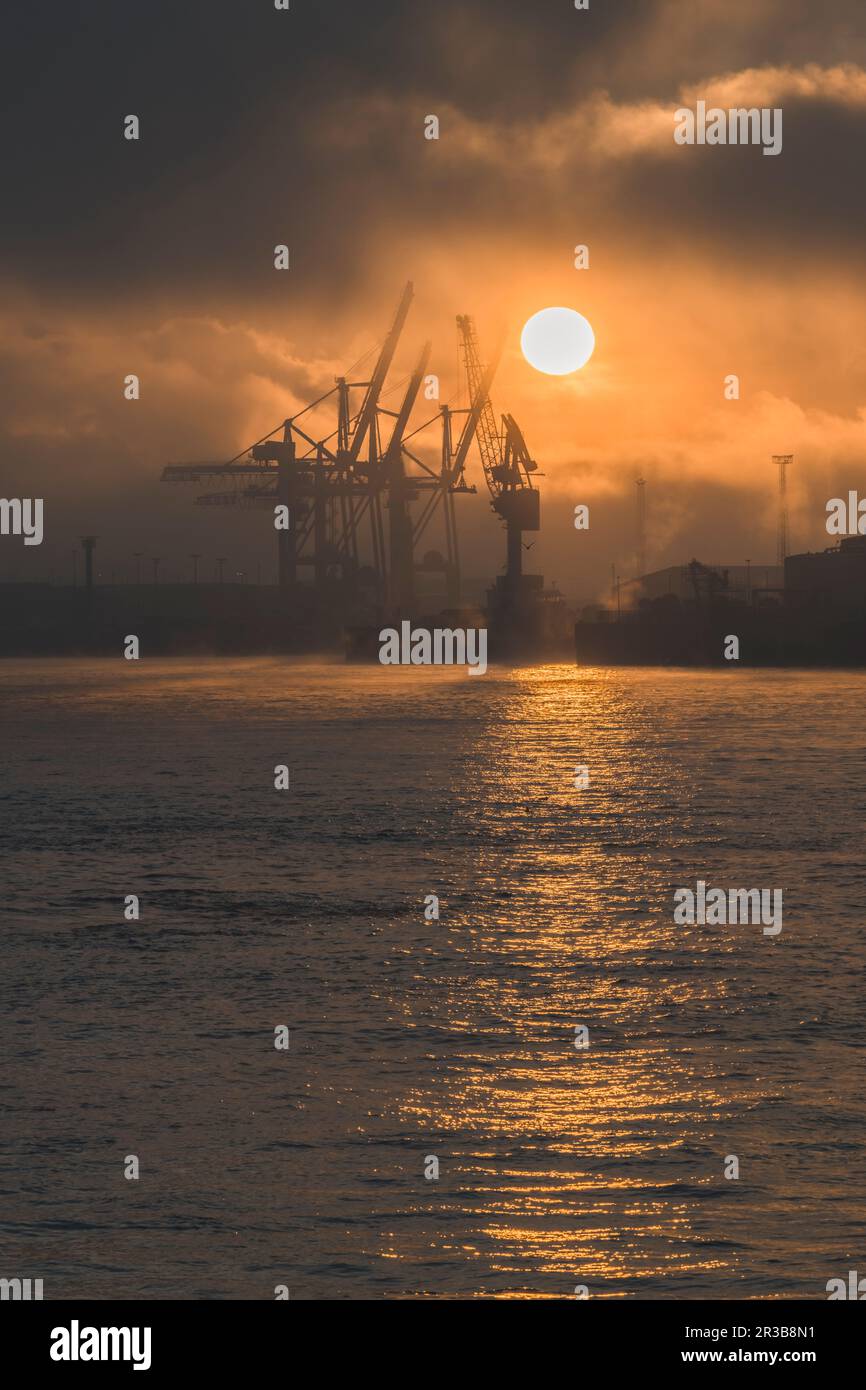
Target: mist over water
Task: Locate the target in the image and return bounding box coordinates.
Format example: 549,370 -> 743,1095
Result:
2,658 -> 864,1299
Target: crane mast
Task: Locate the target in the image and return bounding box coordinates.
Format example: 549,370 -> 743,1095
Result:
384,339 -> 431,611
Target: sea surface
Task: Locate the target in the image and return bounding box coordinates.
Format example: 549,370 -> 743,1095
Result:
1,658 -> 865,1300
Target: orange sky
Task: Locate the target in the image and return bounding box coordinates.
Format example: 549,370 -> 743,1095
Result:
3,1 -> 866,596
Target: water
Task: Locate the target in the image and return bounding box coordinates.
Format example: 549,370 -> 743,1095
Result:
2,658 -> 865,1300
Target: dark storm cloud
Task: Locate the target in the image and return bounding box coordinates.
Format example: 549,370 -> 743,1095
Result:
8,0 -> 866,303
292,78 -> 866,270
1,0 -> 635,298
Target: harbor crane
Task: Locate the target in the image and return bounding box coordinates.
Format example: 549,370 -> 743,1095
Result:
160,288 -> 547,630
455,315 -> 540,605
161,284 -> 475,608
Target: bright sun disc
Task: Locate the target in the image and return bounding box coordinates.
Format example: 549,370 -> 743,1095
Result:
520,306 -> 595,375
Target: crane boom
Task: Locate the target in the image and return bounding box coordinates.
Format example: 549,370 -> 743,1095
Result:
349,281 -> 414,462
386,340 -> 432,460
451,321 -> 503,483
456,315 -> 503,495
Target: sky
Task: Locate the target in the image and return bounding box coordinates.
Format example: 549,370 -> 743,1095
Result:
3,0 -> 866,597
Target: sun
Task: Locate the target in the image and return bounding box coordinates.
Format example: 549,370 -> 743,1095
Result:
520,306 -> 595,375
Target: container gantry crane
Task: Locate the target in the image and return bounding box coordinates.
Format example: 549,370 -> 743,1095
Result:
161,284 -> 473,604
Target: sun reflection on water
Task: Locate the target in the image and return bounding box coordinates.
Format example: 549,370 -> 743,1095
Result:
376,665 -> 789,1295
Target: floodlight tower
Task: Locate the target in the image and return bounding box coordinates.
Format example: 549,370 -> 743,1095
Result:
772,454 -> 793,564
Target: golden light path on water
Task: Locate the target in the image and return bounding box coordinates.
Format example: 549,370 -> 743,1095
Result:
362,664 -> 859,1297
2,658 -> 863,1299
